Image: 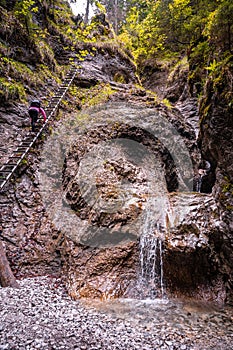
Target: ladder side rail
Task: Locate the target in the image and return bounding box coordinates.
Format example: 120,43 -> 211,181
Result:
0,66 -> 78,192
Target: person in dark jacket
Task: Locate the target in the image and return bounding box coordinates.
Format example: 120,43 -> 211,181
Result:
28,100 -> 47,132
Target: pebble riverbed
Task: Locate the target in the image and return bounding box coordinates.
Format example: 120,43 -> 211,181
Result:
0,276 -> 232,350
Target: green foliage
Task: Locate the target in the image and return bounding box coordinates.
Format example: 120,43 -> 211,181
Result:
203,0 -> 233,52
14,0 -> 38,34
1,0 -> 231,111
0,77 -> 26,102
113,72 -> 126,83
14,0 -> 38,18
0,0 -> 6,7
118,6 -> 165,62
118,0 -> 232,67
207,54 -> 233,100
168,0 -> 192,41
73,83 -> 115,108
95,1 -> 106,14
222,177 -> 233,194
20,158 -> 28,166
0,52 -> 57,96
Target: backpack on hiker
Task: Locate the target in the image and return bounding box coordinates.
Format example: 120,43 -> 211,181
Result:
30,100 -> 41,108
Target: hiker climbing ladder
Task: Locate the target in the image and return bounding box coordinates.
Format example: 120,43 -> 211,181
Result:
0,65 -> 78,192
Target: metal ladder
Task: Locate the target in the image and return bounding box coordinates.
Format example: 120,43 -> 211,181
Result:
0,65 -> 78,192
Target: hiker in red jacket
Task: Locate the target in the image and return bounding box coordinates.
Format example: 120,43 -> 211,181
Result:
28,100 -> 47,132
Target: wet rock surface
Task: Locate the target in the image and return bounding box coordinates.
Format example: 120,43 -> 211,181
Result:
0,276 -> 233,350
62,239 -> 138,299
162,193 -> 226,303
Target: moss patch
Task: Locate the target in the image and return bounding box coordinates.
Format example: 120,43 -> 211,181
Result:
0,77 -> 26,102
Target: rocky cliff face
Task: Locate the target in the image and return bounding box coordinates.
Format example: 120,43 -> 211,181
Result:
55,99 -> 227,303
0,2 -> 232,306
198,59 -> 233,303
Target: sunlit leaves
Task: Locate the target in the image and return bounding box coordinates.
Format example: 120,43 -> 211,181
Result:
203,1 -> 233,52
14,0 -> 38,18
118,5 -> 165,61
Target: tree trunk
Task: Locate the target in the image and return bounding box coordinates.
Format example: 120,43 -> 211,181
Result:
114,0 -> 118,34
84,0 -> 90,24
0,240 -> 19,288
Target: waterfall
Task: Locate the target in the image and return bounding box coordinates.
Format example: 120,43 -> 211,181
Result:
138,204 -> 166,299
195,172 -> 204,192
195,161 -> 211,192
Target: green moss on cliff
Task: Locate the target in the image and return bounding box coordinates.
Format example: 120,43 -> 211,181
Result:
0,0 -> 134,107
0,77 -> 26,102
70,83 -> 115,108
199,54 -> 233,123
222,176 -> 233,195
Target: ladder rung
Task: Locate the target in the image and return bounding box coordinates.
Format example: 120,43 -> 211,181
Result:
23,138 -> 33,142
8,158 -> 21,161
47,106 -> 58,109
3,166 -> 15,169
0,64 -> 77,192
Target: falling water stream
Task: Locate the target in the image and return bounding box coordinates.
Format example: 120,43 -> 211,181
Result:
139,214 -> 165,299
81,193 -> 233,349
80,189 -> 233,349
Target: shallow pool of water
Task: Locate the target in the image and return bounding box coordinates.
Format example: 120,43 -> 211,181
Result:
82,296 -> 233,335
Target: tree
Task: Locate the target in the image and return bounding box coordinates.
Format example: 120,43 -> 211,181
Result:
0,240 -> 19,288
84,0 -> 91,24
98,0 -> 130,33
68,0 -> 94,24
118,3 -> 165,62
204,0 -> 233,53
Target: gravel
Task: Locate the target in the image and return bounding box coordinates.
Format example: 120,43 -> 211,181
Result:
0,276 -> 232,350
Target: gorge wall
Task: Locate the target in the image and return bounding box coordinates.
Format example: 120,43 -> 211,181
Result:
0,1 -> 232,306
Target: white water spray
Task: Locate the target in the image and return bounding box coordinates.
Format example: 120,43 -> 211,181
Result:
138,201 -> 166,299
